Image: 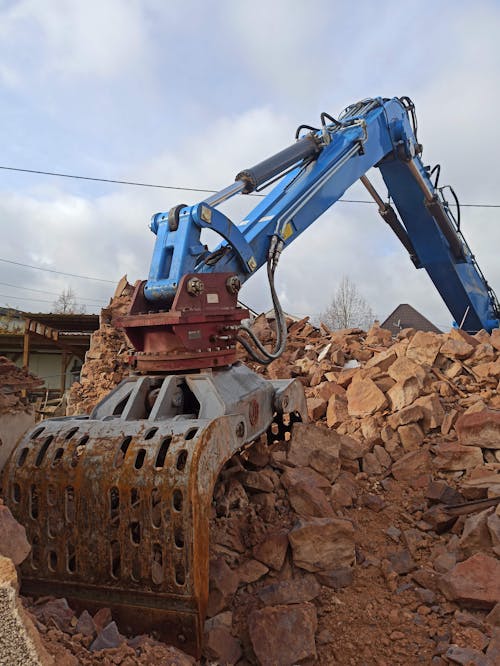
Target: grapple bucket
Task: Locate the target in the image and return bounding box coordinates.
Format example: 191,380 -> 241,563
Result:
2,364 -> 306,657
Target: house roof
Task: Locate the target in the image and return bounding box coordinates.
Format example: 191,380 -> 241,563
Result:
25,312 -> 99,334
381,304 -> 441,336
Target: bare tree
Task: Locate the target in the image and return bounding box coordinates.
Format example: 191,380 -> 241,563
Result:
319,276 -> 375,331
53,288 -> 86,314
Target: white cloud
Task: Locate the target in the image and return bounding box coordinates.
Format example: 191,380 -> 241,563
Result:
1,0 -> 499,333
0,0 -> 153,83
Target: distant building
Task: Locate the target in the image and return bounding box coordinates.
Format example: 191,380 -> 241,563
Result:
0,307 -> 99,397
381,304 -> 441,336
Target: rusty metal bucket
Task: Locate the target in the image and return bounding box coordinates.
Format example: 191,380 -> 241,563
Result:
2,364 -> 306,657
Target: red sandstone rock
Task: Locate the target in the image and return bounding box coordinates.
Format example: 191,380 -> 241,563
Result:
439,552 -> 500,609
288,422 -> 340,468
288,517 -> 355,571
287,479 -> 334,518
204,626 -> 242,665
456,409 -> 500,449
207,557 -> 239,617
252,531 -> 289,571
257,574 -> 321,605
248,603 -> 317,665
406,331 -> 442,365
391,449 -> 431,482
0,505 -> 30,565
433,442 -> 483,471
346,377 -> 388,417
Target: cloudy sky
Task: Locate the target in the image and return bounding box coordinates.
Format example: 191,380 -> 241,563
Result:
1,0 -> 499,330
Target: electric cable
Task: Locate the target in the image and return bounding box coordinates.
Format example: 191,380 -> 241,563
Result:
0,257 -> 116,283
0,280 -> 107,303
0,164 -> 498,206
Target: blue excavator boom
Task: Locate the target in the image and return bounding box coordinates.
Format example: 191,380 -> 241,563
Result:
144,96 -> 499,339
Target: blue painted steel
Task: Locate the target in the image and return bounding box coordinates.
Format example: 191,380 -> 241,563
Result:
144,96 -> 499,332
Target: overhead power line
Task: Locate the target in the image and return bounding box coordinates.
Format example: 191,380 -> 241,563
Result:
0,280 -> 108,303
1,164 -> 499,208
0,292 -> 79,306
0,257 -> 116,284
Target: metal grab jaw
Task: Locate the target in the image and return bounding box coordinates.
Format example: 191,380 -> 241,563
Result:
2,364 -> 307,658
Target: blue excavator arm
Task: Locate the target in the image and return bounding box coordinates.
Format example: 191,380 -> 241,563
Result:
144,96 -> 499,334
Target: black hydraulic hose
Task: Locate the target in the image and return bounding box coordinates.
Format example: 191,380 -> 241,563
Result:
236,236 -> 288,364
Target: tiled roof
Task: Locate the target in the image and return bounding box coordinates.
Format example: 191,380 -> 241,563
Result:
381,304 -> 441,336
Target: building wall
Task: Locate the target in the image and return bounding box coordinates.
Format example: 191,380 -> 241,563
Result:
3,351 -> 82,391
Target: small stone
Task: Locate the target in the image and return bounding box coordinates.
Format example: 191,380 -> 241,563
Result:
426,480 -> 463,505
248,603 -> 317,666
257,574 -> 321,605
361,493 -> 386,512
307,397 -> 327,421
252,531 -> 289,571
288,422 -> 340,468
75,610 -> 96,638
416,588 -> 436,604
38,598 -> 75,632
444,645 -> 489,666
398,423 -> 425,451
289,517 -> 355,572
93,607 -> 112,632
207,557 -> 239,617
387,377 -> 420,412
204,626 -> 241,665
330,475 -> 359,507
386,526 -> 401,542
0,504 -> 31,565
346,377 -> 388,417
486,602 -> 500,626
315,567 -> 354,590
439,552 -> 500,608
387,549 -> 416,575
388,356 -> 427,386
362,452 -> 382,475
433,442 -> 483,471
339,434 -> 370,460
236,559 -> 269,585
412,394 -> 445,430
287,479 -> 334,518
326,394 -> 349,428
280,466 -> 330,490
459,508 -> 494,558
487,627 -> 500,662
391,449 -> 431,482
238,470 -> 274,493
433,551 -> 456,573
90,621 -> 124,651
456,410 -> 500,450
406,331 -> 442,365
440,337 -> 474,360
422,504 -> 458,534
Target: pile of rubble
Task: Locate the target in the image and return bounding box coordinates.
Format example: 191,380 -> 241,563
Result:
67,277 -> 134,415
2,305 -> 500,664
0,356 -> 43,415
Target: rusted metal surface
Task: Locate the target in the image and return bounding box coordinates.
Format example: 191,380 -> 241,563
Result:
2,365 -> 307,657
117,274 -> 249,372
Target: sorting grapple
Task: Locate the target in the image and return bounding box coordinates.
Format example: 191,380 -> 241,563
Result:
2,364 -> 306,657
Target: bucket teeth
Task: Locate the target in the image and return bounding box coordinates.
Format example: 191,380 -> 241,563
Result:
2,366 -> 307,657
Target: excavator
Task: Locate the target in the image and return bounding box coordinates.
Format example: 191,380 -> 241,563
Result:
3,96 -> 500,658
